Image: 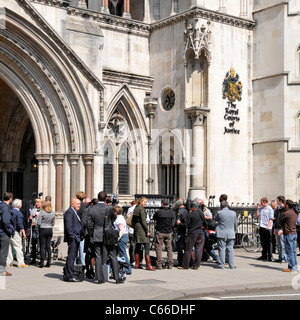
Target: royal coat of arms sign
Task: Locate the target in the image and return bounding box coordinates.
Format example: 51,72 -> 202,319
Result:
222,67 -> 242,102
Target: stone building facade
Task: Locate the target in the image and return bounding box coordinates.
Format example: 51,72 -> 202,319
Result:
0,0 -> 299,232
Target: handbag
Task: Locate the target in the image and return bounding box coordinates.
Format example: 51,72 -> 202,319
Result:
125,210 -> 134,227
103,209 -> 119,245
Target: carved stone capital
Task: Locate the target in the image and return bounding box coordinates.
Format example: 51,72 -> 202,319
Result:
185,106 -> 210,126
144,98 -> 158,117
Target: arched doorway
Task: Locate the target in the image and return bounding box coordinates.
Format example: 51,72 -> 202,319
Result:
0,78 -> 37,200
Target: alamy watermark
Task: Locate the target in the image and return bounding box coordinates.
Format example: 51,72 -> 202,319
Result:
100,126 -> 198,168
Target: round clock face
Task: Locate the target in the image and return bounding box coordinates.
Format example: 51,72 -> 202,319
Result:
162,89 -> 175,111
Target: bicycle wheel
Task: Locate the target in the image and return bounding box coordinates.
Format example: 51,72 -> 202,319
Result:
242,232 -> 261,252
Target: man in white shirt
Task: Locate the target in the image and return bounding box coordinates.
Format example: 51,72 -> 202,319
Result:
256,197 -> 274,261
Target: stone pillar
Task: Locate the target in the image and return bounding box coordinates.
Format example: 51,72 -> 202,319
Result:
101,0 -> 110,14
153,0 -> 160,21
84,155 -> 94,200
123,0 -> 132,18
54,155 -> 64,212
190,0 -> 205,9
218,0 -> 227,13
240,0 -> 248,17
69,154 -> 79,200
144,97 -> 158,193
144,0 -> 151,23
185,106 -> 209,201
171,0 -> 179,16
37,157 -> 44,196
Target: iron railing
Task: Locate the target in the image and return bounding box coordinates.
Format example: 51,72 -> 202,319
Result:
123,205 -> 259,248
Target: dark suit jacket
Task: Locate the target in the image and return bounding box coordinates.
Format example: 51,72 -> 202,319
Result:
87,202 -> 116,243
64,206 -> 83,243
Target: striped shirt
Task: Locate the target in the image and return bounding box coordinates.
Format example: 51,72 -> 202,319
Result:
258,205 -> 274,228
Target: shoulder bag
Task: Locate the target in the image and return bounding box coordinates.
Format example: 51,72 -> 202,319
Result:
103,208 -> 119,245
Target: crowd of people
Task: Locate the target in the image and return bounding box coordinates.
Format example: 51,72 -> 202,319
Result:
0,190 -> 299,280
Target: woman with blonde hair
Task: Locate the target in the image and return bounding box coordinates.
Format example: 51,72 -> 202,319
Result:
132,197 -> 155,271
37,200 -> 55,268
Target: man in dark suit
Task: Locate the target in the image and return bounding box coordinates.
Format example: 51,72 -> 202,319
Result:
87,191 -> 123,284
63,198 -> 83,282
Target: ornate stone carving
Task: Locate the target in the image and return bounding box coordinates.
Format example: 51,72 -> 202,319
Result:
184,18 -> 211,65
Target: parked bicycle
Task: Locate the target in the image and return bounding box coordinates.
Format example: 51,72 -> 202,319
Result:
241,223 -> 261,252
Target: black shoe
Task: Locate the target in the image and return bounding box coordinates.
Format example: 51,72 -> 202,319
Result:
256,256 -> 267,261
67,278 -> 81,282
95,280 -> 105,284
116,279 -> 124,284
29,260 -> 36,265
39,263 -> 44,268
45,263 -> 51,267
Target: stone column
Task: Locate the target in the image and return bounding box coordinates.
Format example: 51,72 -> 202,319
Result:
240,0 -> 248,17
153,0 -> 160,21
185,106 -> 209,200
144,97 -> 158,193
84,155 -> 94,200
171,0 -> 179,16
123,0 -> 132,18
218,0 -> 227,13
36,157 -> 44,196
69,154 -> 79,200
54,155 -> 64,212
144,0 -> 151,23
101,0 -> 110,14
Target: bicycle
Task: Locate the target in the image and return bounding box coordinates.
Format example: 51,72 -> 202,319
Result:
241,223 -> 261,252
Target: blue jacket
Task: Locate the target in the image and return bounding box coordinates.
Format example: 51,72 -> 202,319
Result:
11,208 -> 25,232
0,201 -> 15,237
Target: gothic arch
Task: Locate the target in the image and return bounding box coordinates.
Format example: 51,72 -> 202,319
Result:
0,7 -> 99,156
104,84 -> 148,195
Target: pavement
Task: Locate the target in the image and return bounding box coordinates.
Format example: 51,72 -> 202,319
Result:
0,243 -> 299,301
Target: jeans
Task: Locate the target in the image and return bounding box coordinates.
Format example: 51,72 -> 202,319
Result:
79,239 -> 86,266
284,233 -> 298,272
275,229 -> 286,262
117,233 -> 131,274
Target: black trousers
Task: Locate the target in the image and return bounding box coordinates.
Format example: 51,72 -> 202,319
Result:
0,234 -> 10,272
259,227 -> 273,259
39,228 -> 53,264
94,242 -> 119,282
64,239 -> 80,280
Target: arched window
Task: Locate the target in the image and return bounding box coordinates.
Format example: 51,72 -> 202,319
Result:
104,143 -> 114,194
109,0 -> 124,16
118,143 -> 129,195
